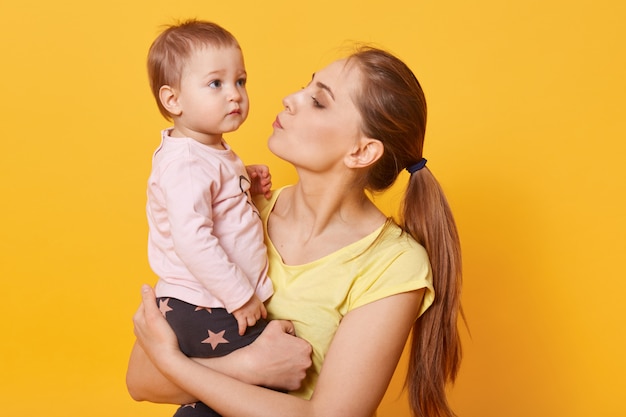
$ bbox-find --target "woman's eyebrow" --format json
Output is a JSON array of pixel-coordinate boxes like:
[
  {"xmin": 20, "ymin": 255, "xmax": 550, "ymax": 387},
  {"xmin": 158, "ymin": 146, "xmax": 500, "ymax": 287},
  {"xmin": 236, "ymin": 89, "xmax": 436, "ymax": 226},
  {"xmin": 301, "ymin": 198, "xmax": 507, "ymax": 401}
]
[{"xmin": 311, "ymin": 72, "xmax": 335, "ymax": 100}]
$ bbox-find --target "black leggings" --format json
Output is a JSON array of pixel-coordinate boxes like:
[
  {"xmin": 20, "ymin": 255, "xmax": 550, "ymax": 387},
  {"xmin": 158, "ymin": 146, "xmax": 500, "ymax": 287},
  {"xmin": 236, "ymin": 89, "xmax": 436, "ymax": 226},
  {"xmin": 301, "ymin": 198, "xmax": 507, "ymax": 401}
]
[{"xmin": 157, "ymin": 297, "xmax": 268, "ymax": 417}]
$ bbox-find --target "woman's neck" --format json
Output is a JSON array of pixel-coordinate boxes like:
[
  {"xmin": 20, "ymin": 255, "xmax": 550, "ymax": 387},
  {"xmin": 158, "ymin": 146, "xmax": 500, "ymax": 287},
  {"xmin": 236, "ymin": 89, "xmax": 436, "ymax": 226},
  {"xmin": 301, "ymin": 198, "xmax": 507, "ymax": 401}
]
[
  {"xmin": 286, "ymin": 182, "xmax": 377, "ymax": 228},
  {"xmin": 268, "ymin": 181, "xmax": 386, "ymax": 265}
]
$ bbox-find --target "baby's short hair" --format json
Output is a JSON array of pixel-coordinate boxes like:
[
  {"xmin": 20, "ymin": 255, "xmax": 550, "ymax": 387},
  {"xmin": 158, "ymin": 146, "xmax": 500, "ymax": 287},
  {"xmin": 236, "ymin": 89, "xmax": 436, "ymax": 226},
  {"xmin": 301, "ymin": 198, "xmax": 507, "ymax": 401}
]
[{"xmin": 147, "ymin": 19, "xmax": 240, "ymax": 120}]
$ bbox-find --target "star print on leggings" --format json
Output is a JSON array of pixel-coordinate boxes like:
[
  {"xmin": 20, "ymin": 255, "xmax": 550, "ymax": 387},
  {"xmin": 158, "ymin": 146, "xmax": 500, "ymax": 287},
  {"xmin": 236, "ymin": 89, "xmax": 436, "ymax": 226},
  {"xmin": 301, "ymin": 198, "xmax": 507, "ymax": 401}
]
[
  {"xmin": 159, "ymin": 298, "xmax": 173, "ymax": 317},
  {"xmin": 201, "ymin": 329, "xmax": 229, "ymax": 349},
  {"xmin": 181, "ymin": 402, "xmax": 197, "ymax": 409}
]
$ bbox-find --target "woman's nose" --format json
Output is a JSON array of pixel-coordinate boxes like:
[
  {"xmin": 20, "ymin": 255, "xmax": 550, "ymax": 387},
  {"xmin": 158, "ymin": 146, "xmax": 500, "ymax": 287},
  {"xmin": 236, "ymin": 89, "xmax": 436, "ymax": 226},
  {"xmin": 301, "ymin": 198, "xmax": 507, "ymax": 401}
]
[{"xmin": 282, "ymin": 91, "xmax": 298, "ymax": 112}]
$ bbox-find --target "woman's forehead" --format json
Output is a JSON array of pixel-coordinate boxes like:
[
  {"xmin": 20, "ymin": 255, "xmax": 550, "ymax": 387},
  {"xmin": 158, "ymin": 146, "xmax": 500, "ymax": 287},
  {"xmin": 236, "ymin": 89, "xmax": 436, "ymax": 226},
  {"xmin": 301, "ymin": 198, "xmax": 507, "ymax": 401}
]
[
  {"xmin": 315, "ymin": 59, "xmax": 353, "ymax": 79},
  {"xmin": 314, "ymin": 59, "xmax": 361, "ymax": 97}
]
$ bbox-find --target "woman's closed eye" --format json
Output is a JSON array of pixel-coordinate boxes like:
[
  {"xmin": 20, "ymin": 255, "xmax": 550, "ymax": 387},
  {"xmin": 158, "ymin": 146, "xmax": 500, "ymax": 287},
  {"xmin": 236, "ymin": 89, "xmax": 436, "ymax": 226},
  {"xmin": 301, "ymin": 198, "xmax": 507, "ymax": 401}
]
[{"xmin": 311, "ymin": 96, "xmax": 324, "ymax": 108}]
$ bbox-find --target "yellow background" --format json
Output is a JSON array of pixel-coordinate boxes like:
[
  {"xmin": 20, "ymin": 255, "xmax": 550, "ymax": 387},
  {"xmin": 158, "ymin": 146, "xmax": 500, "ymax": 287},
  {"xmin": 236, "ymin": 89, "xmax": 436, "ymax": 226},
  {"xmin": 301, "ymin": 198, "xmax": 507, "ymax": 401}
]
[{"xmin": 1, "ymin": 1, "xmax": 625, "ymax": 416}]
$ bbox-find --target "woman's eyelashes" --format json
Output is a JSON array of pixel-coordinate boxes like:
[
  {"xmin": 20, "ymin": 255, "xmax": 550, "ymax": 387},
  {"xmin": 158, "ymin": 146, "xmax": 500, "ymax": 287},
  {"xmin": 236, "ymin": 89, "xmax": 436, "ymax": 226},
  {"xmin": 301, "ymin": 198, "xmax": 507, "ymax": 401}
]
[
  {"xmin": 301, "ymin": 83, "xmax": 325, "ymax": 108},
  {"xmin": 311, "ymin": 96, "xmax": 324, "ymax": 108}
]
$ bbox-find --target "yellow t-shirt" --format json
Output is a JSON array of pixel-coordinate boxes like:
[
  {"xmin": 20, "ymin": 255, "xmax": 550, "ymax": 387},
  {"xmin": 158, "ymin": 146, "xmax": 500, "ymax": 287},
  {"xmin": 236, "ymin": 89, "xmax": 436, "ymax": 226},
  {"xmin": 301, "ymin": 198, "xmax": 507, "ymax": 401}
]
[{"xmin": 256, "ymin": 187, "xmax": 435, "ymax": 399}]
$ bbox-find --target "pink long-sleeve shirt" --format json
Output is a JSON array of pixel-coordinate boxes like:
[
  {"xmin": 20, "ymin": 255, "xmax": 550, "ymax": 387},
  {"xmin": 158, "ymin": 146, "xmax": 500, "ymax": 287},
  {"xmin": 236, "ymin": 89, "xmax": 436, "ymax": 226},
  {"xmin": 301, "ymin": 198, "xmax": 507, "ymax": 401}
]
[{"xmin": 147, "ymin": 129, "xmax": 273, "ymax": 312}]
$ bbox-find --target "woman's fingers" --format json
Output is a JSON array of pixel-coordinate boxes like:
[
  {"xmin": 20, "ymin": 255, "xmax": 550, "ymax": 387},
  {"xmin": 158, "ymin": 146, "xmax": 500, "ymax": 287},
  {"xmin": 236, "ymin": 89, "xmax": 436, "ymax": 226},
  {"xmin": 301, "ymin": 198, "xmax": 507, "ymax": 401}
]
[
  {"xmin": 275, "ymin": 319, "xmax": 296, "ymax": 336},
  {"xmin": 132, "ymin": 285, "xmax": 179, "ymax": 359},
  {"xmin": 241, "ymin": 320, "xmax": 311, "ymax": 390}
]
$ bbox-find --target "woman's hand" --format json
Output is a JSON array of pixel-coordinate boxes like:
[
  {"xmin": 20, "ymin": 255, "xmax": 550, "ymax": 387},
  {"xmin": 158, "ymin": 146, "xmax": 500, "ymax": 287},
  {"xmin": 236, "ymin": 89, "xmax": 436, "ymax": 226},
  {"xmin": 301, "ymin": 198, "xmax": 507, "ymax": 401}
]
[
  {"xmin": 234, "ymin": 320, "xmax": 312, "ymax": 391},
  {"xmin": 132, "ymin": 285, "xmax": 182, "ymax": 366}
]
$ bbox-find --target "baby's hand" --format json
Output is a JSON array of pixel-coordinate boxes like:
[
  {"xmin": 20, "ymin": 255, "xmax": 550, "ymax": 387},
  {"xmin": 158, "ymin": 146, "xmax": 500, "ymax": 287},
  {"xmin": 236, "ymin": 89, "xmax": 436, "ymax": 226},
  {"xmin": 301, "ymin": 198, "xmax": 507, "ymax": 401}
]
[
  {"xmin": 246, "ymin": 164, "xmax": 272, "ymax": 199},
  {"xmin": 232, "ymin": 295, "xmax": 268, "ymax": 336}
]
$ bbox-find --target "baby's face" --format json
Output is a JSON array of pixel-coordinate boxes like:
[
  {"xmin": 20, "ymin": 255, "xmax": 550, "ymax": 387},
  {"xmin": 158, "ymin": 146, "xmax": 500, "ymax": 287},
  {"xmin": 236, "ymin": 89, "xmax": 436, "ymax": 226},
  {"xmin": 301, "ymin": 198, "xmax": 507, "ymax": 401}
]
[{"xmin": 174, "ymin": 45, "xmax": 249, "ymax": 144}]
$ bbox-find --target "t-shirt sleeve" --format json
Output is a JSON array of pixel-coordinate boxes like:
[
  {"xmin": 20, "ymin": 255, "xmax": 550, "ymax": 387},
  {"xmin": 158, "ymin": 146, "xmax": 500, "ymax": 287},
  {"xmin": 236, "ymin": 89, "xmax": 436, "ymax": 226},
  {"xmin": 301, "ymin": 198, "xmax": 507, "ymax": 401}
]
[{"xmin": 348, "ymin": 238, "xmax": 435, "ymax": 318}]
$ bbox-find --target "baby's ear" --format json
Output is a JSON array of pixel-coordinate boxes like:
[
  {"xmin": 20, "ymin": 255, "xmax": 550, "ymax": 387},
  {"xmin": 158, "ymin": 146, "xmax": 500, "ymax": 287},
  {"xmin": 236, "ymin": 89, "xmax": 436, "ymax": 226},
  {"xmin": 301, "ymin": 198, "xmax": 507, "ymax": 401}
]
[
  {"xmin": 344, "ymin": 137, "xmax": 384, "ymax": 169},
  {"xmin": 159, "ymin": 85, "xmax": 181, "ymax": 116}
]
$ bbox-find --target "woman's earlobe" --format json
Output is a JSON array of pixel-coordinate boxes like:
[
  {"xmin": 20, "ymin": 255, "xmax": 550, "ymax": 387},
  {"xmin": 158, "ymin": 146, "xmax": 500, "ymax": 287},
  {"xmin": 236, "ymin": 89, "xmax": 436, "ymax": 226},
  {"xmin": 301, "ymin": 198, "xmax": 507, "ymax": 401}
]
[
  {"xmin": 345, "ymin": 138, "xmax": 384, "ymax": 168},
  {"xmin": 159, "ymin": 85, "xmax": 182, "ymax": 116}
]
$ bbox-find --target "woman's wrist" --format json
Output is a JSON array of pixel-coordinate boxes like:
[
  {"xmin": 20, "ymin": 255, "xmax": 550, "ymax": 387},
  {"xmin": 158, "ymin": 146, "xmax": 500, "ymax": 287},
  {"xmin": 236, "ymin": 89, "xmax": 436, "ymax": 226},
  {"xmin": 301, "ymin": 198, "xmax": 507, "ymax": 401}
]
[{"xmin": 191, "ymin": 346, "xmax": 260, "ymax": 386}]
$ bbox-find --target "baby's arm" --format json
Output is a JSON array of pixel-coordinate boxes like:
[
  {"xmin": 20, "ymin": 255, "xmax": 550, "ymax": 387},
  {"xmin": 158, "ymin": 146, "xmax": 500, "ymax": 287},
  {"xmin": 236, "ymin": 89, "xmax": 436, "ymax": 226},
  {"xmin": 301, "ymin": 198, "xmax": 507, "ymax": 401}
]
[{"xmin": 159, "ymin": 157, "xmax": 259, "ymax": 313}]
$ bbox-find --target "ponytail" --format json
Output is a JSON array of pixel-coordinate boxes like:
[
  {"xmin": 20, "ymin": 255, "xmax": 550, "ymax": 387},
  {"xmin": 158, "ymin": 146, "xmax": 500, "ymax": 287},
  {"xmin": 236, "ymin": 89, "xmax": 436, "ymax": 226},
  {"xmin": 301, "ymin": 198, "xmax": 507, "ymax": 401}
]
[
  {"xmin": 401, "ymin": 167, "xmax": 463, "ymax": 417},
  {"xmin": 347, "ymin": 46, "xmax": 463, "ymax": 417}
]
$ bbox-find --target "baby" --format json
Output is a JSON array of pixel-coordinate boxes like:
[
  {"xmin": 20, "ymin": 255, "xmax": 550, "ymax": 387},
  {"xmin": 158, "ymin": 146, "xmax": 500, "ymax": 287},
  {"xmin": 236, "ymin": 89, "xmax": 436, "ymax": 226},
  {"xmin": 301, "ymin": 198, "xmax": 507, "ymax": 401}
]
[{"xmin": 144, "ymin": 19, "xmax": 273, "ymax": 417}]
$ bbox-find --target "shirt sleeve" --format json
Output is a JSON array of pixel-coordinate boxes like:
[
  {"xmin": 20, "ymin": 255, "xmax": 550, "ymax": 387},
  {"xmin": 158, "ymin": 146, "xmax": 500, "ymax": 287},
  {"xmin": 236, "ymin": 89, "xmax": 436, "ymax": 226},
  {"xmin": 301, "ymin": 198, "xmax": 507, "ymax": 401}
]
[{"xmin": 348, "ymin": 236, "xmax": 435, "ymax": 318}]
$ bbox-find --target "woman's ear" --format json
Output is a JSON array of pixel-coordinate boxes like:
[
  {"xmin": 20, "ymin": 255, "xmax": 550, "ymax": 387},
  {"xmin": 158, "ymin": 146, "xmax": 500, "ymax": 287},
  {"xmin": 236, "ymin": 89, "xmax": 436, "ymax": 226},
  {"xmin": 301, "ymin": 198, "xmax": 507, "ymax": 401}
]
[
  {"xmin": 344, "ymin": 137, "xmax": 384, "ymax": 169},
  {"xmin": 159, "ymin": 85, "xmax": 182, "ymax": 116}
]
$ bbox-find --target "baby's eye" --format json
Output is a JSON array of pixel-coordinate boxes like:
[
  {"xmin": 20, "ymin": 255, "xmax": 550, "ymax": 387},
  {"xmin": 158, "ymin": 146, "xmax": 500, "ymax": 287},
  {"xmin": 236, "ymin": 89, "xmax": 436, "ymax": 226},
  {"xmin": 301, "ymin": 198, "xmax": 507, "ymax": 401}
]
[
  {"xmin": 237, "ymin": 78, "xmax": 247, "ymax": 87},
  {"xmin": 209, "ymin": 80, "xmax": 222, "ymax": 88}
]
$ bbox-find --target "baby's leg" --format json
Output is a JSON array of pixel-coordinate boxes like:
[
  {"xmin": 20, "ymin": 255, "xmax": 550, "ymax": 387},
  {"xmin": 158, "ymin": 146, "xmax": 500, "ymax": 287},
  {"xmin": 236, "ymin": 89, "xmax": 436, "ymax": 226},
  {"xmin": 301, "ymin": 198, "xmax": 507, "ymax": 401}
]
[
  {"xmin": 173, "ymin": 401, "xmax": 221, "ymax": 417},
  {"xmin": 158, "ymin": 297, "xmax": 265, "ymax": 357},
  {"xmin": 157, "ymin": 297, "xmax": 268, "ymax": 417}
]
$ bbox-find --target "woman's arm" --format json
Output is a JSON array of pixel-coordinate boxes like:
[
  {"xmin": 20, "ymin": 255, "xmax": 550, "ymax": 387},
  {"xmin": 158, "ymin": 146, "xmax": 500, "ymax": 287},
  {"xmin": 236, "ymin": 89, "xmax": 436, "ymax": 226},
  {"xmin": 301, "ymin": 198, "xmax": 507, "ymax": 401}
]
[
  {"xmin": 126, "ymin": 318, "xmax": 312, "ymax": 403},
  {"xmin": 133, "ymin": 284, "xmax": 423, "ymax": 417},
  {"xmin": 303, "ymin": 288, "xmax": 423, "ymax": 417},
  {"xmin": 127, "ymin": 341, "xmax": 195, "ymax": 404}
]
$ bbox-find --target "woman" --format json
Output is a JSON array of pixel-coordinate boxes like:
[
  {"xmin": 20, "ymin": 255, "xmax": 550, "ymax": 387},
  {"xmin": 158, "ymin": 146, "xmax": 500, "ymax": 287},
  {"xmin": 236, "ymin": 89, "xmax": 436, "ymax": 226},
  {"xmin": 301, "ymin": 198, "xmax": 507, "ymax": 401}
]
[{"xmin": 128, "ymin": 46, "xmax": 463, "ymax": 417}]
